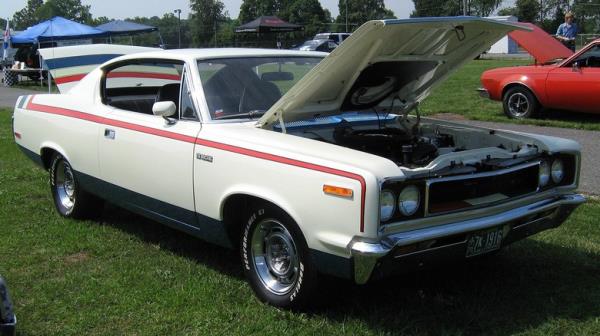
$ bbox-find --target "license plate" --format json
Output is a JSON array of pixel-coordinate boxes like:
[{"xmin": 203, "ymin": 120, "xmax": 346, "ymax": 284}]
[{"xmin": 466, "ymin": 227, "xmax": 504, "ymax": 257}]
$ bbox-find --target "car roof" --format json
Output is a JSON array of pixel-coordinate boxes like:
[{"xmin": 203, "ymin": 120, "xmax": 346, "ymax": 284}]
[{"xmin": 108, "ymin": 48, "xmax": 327, "ymax": 64}]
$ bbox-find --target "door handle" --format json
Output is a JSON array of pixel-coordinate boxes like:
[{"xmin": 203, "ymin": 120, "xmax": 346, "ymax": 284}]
[{"xmin": 104, "ymin": 128, "xmax": 116, "ymax": 139}]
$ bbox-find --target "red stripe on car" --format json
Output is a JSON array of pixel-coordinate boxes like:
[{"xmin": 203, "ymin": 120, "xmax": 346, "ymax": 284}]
[
  {"xmin": 26, "ymin": 96, "xmax": 367, "ymax": 232},
  {"xmin": 55, "ymin": 72, "xmax": 181, "ymax": 84}
]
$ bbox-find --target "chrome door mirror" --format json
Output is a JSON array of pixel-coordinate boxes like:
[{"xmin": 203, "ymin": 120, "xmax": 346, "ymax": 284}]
[
  {"xmin": 152, "ymin": 101, "xmax": 176, "ymax": 117},
  {"xmin": 152, "ymin": 101, "xmax": 177, "ymax": 124}
]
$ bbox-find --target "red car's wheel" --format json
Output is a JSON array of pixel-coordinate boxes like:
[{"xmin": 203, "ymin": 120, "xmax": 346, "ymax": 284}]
[{"xmin": 503, "ymin": 86, "xmax": 540, "ymax": 119}]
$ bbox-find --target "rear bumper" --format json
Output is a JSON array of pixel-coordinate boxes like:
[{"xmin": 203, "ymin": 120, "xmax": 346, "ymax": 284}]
[{"xmin": 349, "ymin": 193, "xmax": 585, "ymax": 284}]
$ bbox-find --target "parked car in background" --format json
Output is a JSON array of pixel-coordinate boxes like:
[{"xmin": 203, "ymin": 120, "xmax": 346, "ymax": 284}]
[
  {"xmin": 313, "ymin": 32, "xmax": 351, "ymax": 44},
  {"xmin": 479, "ymin": 22, "xmax": 600, "ymax": 118},
  {"xmin": 14, "ymin": 18, "xmax": 585, "ymax": 308},
  {"xmin": 293, "ymin": 39, "xmax": 338, "ymax": 52}
]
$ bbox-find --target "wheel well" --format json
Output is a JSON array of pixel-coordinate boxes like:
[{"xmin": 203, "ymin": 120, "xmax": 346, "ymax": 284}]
[
  {"xmin": 502, "ymin": 83, "xmax": 538, "ymax": 102},
  {"xmin": 40, "ymin": 148, "xmax": 58, "ymax": 170},
  {"xmin": 221, "ymin": 194, "xmax": 287, "ymax": 249}
]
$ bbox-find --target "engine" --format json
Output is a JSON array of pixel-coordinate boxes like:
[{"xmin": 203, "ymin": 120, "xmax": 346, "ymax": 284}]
[{"xmin": 332, "ymin": 124, "xmax": 455, "ymax": 167}]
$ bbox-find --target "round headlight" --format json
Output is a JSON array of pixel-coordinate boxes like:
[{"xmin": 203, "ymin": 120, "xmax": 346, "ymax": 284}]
[
  {"xmin": 398, "ymin": 185, "xmax": 421, "ymax": 216},
  {"xmin": 380, "ymin": 190, "xmax": 396, "ymax": 222},
  {"xmin": 551, "ymin": 159, "xmax": 564, "ymax": 184},
  {"xmin": 539, "ymin": 160, "xmax": 550, "ymax": 187}
]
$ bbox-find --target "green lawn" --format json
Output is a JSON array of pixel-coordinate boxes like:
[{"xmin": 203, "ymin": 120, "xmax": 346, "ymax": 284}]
[
  {"xmin": 1, "ymin": 104, "xmax": 599, "ymax": 335},
  {"xmin": 421, "ymin": 59, "xmax": 600, "ymax": 131}
]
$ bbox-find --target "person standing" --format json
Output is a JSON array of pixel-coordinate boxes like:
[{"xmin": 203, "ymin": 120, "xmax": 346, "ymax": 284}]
[{"xmin": 556, "ymin": 12, "xmax": 578, "ymax": 52}]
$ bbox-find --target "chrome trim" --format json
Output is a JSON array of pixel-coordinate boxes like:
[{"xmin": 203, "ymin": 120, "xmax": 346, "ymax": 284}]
[
  {"xmin": 477, "ymin": 88, "xmax": 489, "ymax": 98},
  {"xmin": 350, "ymin": 193, "xmax": 585, "ymax": 284},
  {"xmin": 424, "ymin": 160, "xmax": 540, "ymax": 216}
]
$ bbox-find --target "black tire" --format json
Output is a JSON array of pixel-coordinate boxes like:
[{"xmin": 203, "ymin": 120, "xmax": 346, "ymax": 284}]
[
  {"xmin": 241, "ymin": 204, "xmax": 318, "ymax": 308},
  {"xmin": 502, "ymin": 86, "xmax": 540, "ymax": 119},
  {"xmin": 49, "ymin": 153, "xmax": 102, "ymax": 219}
]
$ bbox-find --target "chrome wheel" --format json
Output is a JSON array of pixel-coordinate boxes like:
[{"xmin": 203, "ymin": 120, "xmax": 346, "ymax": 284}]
[
  {"xmin": 507, "ymin": 92, "xmax": 530, "ymax": 118},
  {"xmin": 250, "ymin": 219, "xmax": 299, "ymax": 295},
  {"xmin": 54, "ymin": 159, "xmax": 75, "ymax": 211}
]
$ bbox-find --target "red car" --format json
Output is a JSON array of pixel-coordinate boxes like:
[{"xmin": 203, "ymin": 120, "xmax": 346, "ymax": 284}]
[{"xmin": 479, "ymin": 23, "xmax": 600, "ymax": 119}]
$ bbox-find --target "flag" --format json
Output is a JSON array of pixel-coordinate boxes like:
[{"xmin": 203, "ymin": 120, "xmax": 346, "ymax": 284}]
[{"xmin": 3, "ymin": 19, "xmax": 10, "ymax": 61}]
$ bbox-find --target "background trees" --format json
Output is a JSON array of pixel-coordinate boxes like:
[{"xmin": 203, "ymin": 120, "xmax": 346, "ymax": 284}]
[{"xmin": 336, "ymin": 0, "xmax": 395, "ymax": 31}]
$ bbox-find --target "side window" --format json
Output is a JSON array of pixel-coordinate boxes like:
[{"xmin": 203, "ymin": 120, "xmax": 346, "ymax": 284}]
[
  {"xmin": 103, "ymin": 60, "xmax": 183, "ymax": 115},
  {"xmin": 572, "ymin": 45, "xmax": 600, "ymax": 68},
  {"xmin": 180, "ymin": 71, "xmax": 198, "ymax": 120}
]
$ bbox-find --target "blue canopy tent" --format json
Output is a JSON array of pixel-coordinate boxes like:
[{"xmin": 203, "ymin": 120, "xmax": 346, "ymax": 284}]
[
  {"xmin": 96, "ymin": 20, "xmax": 163, "ymax": 46},
  {"xmin": 96, "ymin": 20, "xmax": 157, "ymax": 35},
  {"xmin": 10, "ymin": 17, "xmax": 108, "ymax": 91},
  {"xmin": 10, "ymin": 16, "xmax": 108, "ymax": 45}
]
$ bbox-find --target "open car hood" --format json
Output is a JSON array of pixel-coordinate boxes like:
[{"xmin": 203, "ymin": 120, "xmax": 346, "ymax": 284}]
[
  {"xmin": 508, "ymin": 22, "xmax": 573, "ymax": 64},
  {"xmin": 257, "ymin": 17, "xmax": 528, "ymax": 128}
]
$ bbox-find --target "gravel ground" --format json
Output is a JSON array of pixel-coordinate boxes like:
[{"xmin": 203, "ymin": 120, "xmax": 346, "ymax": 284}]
[{"xmin": 1, "ymin": 86, "xmax": 597, "ymax": 195}]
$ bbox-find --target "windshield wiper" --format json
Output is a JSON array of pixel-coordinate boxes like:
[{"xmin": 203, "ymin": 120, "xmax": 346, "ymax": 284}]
[{"xmin": 213, "ymin": 110, "xmax": 266, "ymax": 120}]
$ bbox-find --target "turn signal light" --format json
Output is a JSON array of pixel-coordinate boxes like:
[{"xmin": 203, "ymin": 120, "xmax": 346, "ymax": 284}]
[{"xmin": 323, "ymin": 185, "xmax": 354, "ymax": 198}]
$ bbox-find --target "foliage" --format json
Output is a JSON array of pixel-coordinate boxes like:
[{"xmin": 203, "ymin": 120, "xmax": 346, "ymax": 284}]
[
  {"xmin": 572, "ymin": 0, "xmax": 600, "ymax": 33},
  {"xmin": 36, "ymin": 0, "xmax": 92, "ymax": 23},
  {"xmin": 126, "ymin": 14, "xmax": 191, "ymax": 48},
  {"xmin": 515, "ymin": 0, "xmax": 541, "ymax": 23},
  {"xmin": 190, "ymin": 0, "xmax": 228, "ymax": 47},
  {"xmin": 11, "ymin": 0, "xmax": 43, "ymax": 30},
  {"xmin": 411, "ymin": 0, "xmax": 502, "ymax": 17},
  {"xmin": 238, "ymin": 0, "xmax": 282, "ymax": 24},
  {"xmin": 287, "ymin": 0, "xmax": 331, "ymax": 36},
  {"xmin": 11, "ymin": 0, "xmax": 93, "ymax": 29},
  {"xmin": 336, "ymin": 0, "xmax": 395, "ymax": 31}
]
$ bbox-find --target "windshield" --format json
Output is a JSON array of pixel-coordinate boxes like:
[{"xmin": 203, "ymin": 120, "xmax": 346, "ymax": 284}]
[{"xmin": 197, "ymin": 56, "xmax": 322, "ymax": 120}]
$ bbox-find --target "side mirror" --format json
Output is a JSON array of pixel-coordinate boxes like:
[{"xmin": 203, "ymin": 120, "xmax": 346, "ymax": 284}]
[
  {"xmin": 572, "ymin": 61, "xmax": 581, "ymax": 72},
  {"xmin": 152, "ymin": 101, "xmax": 177, "ymax": 125},
  {"xmin": 152, "ymin": 101, "xmax": 176, "ymax": 117}
]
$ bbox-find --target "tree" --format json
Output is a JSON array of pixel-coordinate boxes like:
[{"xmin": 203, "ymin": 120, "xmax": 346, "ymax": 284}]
[
  {"xmin": 12, "ymin": 0, "xmax": 43, "ymax": 30},
  {"xmin": 287, "ymin": 0, "xmax": 331, "ymax": 36},
  {"xmin": 497, "ymin": 7, "xmax": 518, "ymax": 16},
  {"xmin": 337, "ymin": 0, "xmax": 395, "ymax": 30},
  {"xmin": 36, "ymin": 0, "xmax": 93, "ymax": 23},
  {"xmin": 127, "ymin": 14, "xmax": 191, "ymax": 48},
  {"xmin": 469, "ymin": 0, "xmax": 504, "ymax": 16},
  {"xmin": 411, "ymin": 0, "xmax": 502, "ymax": 17},
  {"xmin": 190, "ymin": 0, "xmax": 228, "ymax": 47},
  {"xmin": 516, "ymin": 0, "xmax": 541, "ymax": 23},
  {"xmin": 238, "ymin": 0, "xmax": 281, "ymax": 24}
]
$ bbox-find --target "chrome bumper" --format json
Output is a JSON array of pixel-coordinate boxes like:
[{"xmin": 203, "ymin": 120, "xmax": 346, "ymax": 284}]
[
  {"xmin": 477, "ymin": 88, "xmax": 490, "ymax": 98},
  {"xmin": 349, "ymin": 193, "xmax": 586, "ymax": 284}
]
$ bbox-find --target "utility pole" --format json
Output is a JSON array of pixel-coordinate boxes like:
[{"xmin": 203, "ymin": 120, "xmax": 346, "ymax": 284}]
[
  {"xmin": 174, "ymin": 9, "xmax": 181, "ymax": 48},
  {"xmin": 345, "ymin": 0, "xmax": 348, "ymax": 32},
  {"xmin": 463, "ymin": 0, "xmax": 468, "ymax": 16}
]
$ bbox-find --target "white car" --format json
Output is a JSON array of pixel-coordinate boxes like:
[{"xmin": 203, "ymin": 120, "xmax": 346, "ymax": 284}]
[{"xmin": 13, "ymin": 18, "xmax": 585, "ymax": 308}]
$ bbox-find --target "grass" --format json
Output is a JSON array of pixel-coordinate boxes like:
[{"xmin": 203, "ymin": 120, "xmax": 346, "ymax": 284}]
[
  {"xmin": 420, "ymin": 59, "xmax": 600, "ymax": 131},
  {"xmin": 1, "ymin": 102, "xmax": 600, "ymax": 335}
]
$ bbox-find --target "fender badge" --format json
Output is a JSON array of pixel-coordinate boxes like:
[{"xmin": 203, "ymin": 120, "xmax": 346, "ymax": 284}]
[{"xmin": 196, "ymin": 153, "xmax": 213, "ymax": 163}]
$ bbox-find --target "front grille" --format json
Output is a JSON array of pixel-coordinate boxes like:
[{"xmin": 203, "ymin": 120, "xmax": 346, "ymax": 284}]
[{"xmin": 426, "ymin": 162, "xmax": 539, "ymax": 214}]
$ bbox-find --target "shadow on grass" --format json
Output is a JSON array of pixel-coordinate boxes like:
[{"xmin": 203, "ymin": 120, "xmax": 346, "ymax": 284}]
[
  {"xmin": 94, "ymin": 204, "xmax": 599, "ymax": 335},
  {"xmin": 98, "ymin": 203, "xmax": 244, "ymax": 280},
  {"xmin": 313, "ymin": 240, "xmax": 600, "ymax": 335},
  {"xmin": 540, "ymin": 108, "xmax": 600, "ymax": 126}
]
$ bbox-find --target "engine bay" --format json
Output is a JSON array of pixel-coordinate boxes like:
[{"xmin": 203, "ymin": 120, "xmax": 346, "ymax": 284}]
[{"xmin": 285, "ymin": 113, "xmax": 537, "ymax": 170}]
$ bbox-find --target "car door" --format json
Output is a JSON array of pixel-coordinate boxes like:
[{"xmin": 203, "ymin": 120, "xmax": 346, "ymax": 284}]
[
  {"xmin": 546, "ymin": 44, "xmax": 600, "ymax": 113},
  {"xmin": 97, "ymin": 59, "xmax": 202, "ymax": 226}
]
